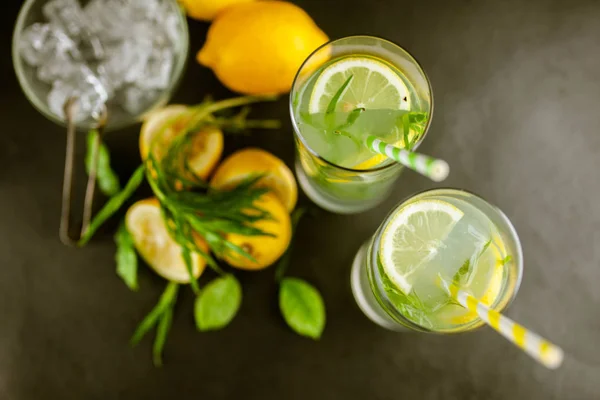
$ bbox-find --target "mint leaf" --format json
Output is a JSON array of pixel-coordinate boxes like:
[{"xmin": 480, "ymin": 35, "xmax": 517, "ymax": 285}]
[
  {"xmin": 195, "ymin": 274, "xmax": 242, "ymax": 331},
  {"xmin": 85, "ymin": 130, "xmax": 121, "ymax": 196},
  {"xmin": 279, "ymin": 277, "xmax": 325, "ymax": 340},
  {"xmin": 114, "ymin": 221, "xmax": 138, "ymax": 291}
]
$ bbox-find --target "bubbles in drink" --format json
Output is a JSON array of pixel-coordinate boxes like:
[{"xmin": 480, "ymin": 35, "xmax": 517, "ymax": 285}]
[{"xmin": 18, "ymin": 0, "xmax": 182, "ymax": 124}]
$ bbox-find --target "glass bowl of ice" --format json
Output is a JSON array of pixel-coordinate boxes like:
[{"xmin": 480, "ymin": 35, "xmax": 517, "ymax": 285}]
[{"xmin": 13, "ymin": 0, "xmax": 189, "ymax": 130}]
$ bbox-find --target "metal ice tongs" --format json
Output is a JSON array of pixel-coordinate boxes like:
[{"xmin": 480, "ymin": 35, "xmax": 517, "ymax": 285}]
[{"xmin": 59, "ymin": 97, "xmax": 108, "ymax": 246}]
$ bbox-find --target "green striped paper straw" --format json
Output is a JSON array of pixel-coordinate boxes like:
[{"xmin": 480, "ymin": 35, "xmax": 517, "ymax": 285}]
[{"xmin": 365, "ymin": 135, "xmax": 449, "ymax": 182}]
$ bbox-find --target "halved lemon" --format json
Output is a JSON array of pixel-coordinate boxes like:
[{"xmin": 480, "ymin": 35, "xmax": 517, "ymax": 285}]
[
  {"xmin": 139, "ymin": 105, "xmax": 224, "ymax": 181},
  {"xmin": 221, "ymin": 193, "xmax": 292, "ymax": 270},
  {"xmin": 308, "ymin": 56, "xmax": 410, "ymax": 114},
  {"xmin": 125, "ymin": 198, "xmax": 208, "ymax": 283},
  {"xmin": 379, "ymin": 200, "xmax": 464, "ymax": 294},
  {"xmin": 210, "ymin": 148, "xmax": 297, "ymax": 211}
]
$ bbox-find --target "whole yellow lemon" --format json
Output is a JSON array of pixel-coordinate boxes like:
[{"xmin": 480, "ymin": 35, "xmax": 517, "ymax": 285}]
[
  {"xmin": 197, "ymin": 1, "xmax": 329, "ymax": 95},
  {"xmin": 179, "ymin": 0, "xmax": 256, "ymax": 21}
]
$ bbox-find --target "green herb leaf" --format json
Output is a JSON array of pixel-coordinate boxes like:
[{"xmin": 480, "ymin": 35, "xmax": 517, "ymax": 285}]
[
  {"xmin": 453, "ymin": 259, "xmax": 470, "ymax": 285},
  {"xmin": 275, "ymin": 207, "xmax": 307, "ymax": 282},
  {"xmin": 279, "ymin": 277, "xmax": 325, "ymax": 340},
  {"xmin": 153, "ymin": 306, "xmax": 173, "ymax": 367},
  {"xmin": 78, "ymin": 164, "xmax": 146, "ymax": 246},
  {"xmin": 334, "ymin": 107, "xmax": 364, "ymax": 132},
  {"xmin": 181, "ymin": 245, "xmax": 200, "ymax": 295},
  {"xmin": 499, "ymin": 255, "xmax": 513, "ymax": 266},
  {"xmin": 143, "ymin": 96, "xmax": 281, "ymax": 273},
  {"xmin": 194, "ymin": 274, "xmax": 242, "ymax": 331},
  {"xmin": 114, "ymin": 221, "xmax": 138, "ymax": 291},
  {"xmin": 326, "ymin": 75, "xmax": 354, "ymax": 115},
  {"xmin": 130, "ymin": 282, "xmax": 179, "ymax": 346},
  {"xmin": 452, "ymin": 239, "xmax": 492, "ymax": 285},
  {"xmin": 401, "ymin": 113, "xmax": 411, "ymax": 149},
  {"xmin": 85, "ymin": 130, "xmax": 121, "ymax": 196}
]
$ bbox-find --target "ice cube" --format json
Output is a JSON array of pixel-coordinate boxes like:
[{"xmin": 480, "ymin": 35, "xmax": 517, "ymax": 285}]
[
  {"xmin": 84, "ymin": 0, "xmax": 130, "ymax": 41},
  {"xmin": 163, "ymin": 13, "xmax": 181, "ymax": 46},
  {"xmin": 48, "ymin": 66, "xmax": 108, "ymax": 123},
  {"xmin": 137, "ymin": 48, "xmax": 174, "ymax": 90},
  {"xmin": 37, "ymin": 55, "xmax": 81, "ymax": 83},
  {"xmin": 101, "ymin": 39, "xmax": 152, "ymax": 88},
  {"xmin": 119, "ymin": 85, "xmax": 158, "ymax": 115},
  {"xmin": 19, "ymin": 23, "xmax": 78, "ymax": 66},
  {"xmin": 43, "ymin": 0, "xmax": 88, "ymax": 37},
  {"xmin": 124, "ymin": 0, "xmax": 162, "ymax": 21}
]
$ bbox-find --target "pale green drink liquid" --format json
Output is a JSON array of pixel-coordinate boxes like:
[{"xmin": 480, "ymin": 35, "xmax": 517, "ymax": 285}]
[
  {"xmin": 376, "ymin": 195, "xmax": 513, "ymax": 331},
  {"xmin": 293, "ymin": 55, "xmax": 429, "ymax": 169}
]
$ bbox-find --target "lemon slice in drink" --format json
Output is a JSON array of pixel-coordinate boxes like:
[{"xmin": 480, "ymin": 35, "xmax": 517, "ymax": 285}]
[
  {"xmin": 308, "ymin": 56, "xmax": 410, "ymax": 113},
  {"xmin": 379, "ymin": 200, "xmax": 464, "ymax": 294}
]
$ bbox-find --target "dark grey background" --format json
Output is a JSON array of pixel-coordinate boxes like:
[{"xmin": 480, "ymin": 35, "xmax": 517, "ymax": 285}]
[{"xmin": 2, "ymin": 0, "xmax": 599, "ymax": 399}]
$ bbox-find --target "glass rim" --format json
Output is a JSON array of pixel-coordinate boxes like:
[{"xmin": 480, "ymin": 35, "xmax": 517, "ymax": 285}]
[
  {"xmin": 289, "ymin": 34, "xmax": 435, "ymax": 174},
  {"xmin": 369, "ymin": 187, "xmax": 524, "ymax": 334},
  {"xmin": 12, "ymin": 0, "xmax": 190, "ymax": 132}
]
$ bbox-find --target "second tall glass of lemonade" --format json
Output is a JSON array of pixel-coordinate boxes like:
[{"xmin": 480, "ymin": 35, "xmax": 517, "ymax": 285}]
[
  {"xmin": 351, "ymin": 189, "xmax": 523, "ymax": 332},
  {"xmin": 290, "ymin": 36, "xmax": 433, "ymax": 214}
]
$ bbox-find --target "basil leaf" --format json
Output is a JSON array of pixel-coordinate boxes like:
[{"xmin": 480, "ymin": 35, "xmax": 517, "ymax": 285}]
[
  {"xmin": 85, "ymin": 130, "xmax": 121, "ymax": 196},
  {"xmin": 114, "ymin": 221, "xmax": 138, "ymax": 291},
  {"xmin": 130, "ymin": 282, "xmax": 179, "ymax": 346},
  {"xmin": 279, "ymin": 277, "xmax": 325, "ymax": 340},
  {"xmin": 78, "ymin": 164, "xmax": 145, "ymax": 246},
  {"xmin": 153, "ymin": 306, "xmax": 173, "ymax": 367},
  {"xmin": 275, "ymin": 207, "xmax": 307, "ymax": 282},
  {"xmin": 194, "ymin": 274, "xmax": 242, "ymax": 331}
]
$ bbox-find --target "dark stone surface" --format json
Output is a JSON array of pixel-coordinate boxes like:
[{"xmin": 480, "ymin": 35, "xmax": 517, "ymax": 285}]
[{"xmin": 2, "ymin": 0, "xmax": 599, "ymax": 399}]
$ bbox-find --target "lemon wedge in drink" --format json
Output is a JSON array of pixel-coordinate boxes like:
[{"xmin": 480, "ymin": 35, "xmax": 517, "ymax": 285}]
[
  {"xmin": 308, "ymin": 56, "xmax": 410, "ymax": 113},
  {"xmin": 379, "ymin": 200, "xmax": 464, "ymax": 294}
]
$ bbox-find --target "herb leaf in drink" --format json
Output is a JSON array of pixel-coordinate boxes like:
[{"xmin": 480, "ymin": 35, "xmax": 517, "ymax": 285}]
[
  {"xmin": 326, "ymin": 75, "xmax": 354, "ymax": 115},
  {"xmin": 498, "ymin": 255, "xmax": 513, "ymax": 266}
]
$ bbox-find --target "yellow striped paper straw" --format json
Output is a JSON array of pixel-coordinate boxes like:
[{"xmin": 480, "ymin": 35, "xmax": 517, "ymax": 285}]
[
  {"xmin": 438, "ymin": 277, "xmax": 564, "ymax": 369},
  {"xmin": 365, "ymin": 135, "xmax": 449, "ymax": 182}
]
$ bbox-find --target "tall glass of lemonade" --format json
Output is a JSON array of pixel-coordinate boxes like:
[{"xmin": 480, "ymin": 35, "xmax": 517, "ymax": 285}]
[
  {"xmin": 351, "ymin": 188, "xmax": 523, "ymax": 332},
  {"xmin": 290, "ymin": 36, "xmax": 433, "ymax": 214}
]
